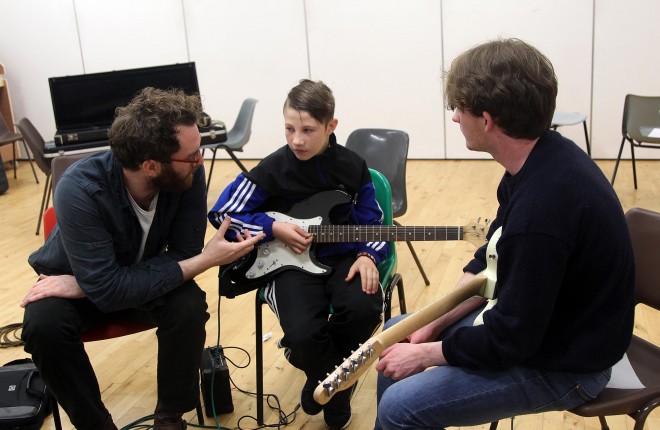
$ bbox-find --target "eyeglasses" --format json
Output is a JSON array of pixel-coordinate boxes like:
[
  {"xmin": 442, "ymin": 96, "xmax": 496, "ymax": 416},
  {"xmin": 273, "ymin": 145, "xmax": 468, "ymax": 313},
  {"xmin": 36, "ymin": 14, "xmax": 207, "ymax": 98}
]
[{"xmin": 170, "ymin": 150, "xmax": 202, "ymax": 167}]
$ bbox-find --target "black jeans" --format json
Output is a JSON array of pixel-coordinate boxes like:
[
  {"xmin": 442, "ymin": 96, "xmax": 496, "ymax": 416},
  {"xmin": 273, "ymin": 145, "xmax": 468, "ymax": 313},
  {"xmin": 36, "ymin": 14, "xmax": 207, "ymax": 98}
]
[
  {"xmin": 263, "ymin": 252, "xmax": 384, "ymax": 385},
  {"xmin": 22, "ymin": 280, "xmax": 209, "ymax": 430}
]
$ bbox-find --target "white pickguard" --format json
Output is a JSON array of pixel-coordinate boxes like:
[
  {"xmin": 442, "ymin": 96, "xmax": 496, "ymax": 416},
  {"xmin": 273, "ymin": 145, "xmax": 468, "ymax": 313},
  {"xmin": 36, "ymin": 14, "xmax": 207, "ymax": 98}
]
[
  {"xmin": 243, "ymin": 212, "xmax": 327, "ymax": 280},
  {"xmin": 473, "ymin": 226, "xmax": 501, "ymax": 325}
]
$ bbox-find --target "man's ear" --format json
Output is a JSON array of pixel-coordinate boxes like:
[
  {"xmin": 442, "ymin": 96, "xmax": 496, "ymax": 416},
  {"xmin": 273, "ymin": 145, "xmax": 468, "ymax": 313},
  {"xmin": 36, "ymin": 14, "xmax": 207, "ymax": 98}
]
[
  {"xmin": 482, "ymin": 112, "xmax": 494, "ymax": 131},
  {"xmin": 141, "ymin": 159, "xmax": 161, "ymax": 177}
]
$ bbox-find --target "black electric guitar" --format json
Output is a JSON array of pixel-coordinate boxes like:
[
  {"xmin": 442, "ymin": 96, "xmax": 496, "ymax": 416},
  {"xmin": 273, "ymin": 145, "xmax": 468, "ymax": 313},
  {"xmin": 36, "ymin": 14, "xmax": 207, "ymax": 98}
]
[
  {"xmin": 222, "ymin": 190, "xmax": 489, "ymax": 288},
  {"xmin": 312, "ymin": 227, "xmax": 502, "ymax": 405}
]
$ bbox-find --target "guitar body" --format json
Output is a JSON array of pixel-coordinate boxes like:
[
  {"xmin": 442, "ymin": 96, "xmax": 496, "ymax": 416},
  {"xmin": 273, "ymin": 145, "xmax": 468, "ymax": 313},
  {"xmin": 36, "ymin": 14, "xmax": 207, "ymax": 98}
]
[{"xmin": 225, "ymin": 191, "xmax": 353, "ymax": 287}]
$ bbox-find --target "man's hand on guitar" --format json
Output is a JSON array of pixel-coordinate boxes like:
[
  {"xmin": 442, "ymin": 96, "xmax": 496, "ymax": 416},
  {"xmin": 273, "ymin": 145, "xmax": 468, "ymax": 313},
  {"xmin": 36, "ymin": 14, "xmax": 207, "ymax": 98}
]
[
  {"xmin": 375, "ymin": 342, "xmax": 446, "ymax": 381},
  {"xmin": 346, "ymin": 255, "xmax": 380, "ymax": 294},
  {"xmin": 272, "ymin": 221, "xmax": 313, "ymax": 254}
]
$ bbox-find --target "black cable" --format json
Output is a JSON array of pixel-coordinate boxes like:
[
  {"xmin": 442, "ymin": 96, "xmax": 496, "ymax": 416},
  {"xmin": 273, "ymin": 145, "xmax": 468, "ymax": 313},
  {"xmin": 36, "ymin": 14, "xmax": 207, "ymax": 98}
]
[
  {"xmin": 119, "ymin": 294, "xmax": 301, "ymax": 430},
  {"xmin": 0, "ymin": 322, "xmax": 24, "ymax": 348},
  {"xmin": 209, "ymin": 296, "xmax": 300, "ymax": 430},
  {"xmin": 223, "ymin": 346, "xmax": 299, "ymax": 430}
]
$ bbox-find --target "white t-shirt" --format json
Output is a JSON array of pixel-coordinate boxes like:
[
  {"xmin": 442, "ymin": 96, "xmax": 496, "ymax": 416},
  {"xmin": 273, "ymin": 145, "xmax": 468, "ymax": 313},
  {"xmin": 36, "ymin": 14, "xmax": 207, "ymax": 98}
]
[{"xmin": 126, "ymin": 190, "xmax": 159, "ymax": 263}]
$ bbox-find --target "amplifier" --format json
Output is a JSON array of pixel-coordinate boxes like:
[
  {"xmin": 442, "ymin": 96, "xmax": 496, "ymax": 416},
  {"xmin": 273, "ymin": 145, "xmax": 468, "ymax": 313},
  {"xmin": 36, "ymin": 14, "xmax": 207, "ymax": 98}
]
[{"xmin": 200, "ymin": 346, "xmax": 234, "ymax": 416}]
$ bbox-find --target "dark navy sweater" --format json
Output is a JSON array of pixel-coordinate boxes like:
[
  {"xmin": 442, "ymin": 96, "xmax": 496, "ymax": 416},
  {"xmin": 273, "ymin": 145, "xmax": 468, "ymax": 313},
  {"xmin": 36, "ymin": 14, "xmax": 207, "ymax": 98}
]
[{"xmin": 443, "ymin": 130, "xmax": 635, "ymax": 373}]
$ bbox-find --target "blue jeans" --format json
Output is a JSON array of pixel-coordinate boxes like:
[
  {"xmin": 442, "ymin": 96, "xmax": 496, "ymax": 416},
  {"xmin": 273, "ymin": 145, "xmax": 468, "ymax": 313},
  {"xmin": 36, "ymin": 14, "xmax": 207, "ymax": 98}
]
[{"xmin": 374, "ymin": 309, "xmax": 611, "ymax": 430}]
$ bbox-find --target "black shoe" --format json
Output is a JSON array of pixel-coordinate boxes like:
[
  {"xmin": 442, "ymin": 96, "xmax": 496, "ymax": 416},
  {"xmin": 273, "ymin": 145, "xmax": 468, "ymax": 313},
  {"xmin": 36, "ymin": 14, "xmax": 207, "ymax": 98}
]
[
  {"xmin": 154, "ymin": 400, "xmax": 187, "ymax": 430},
  {"xmin": 323, "ymin": 387, "xmax": 353, "ymax": 429},
  {"xmin": 153, "ymin": 418, "xmax": 187, "ymax": 430},
  {"xmin": 324, "ymin": 410, "xmax": 352, "ymax": 429},
  {"xmin": 323, "ymin": 407, "xmax": 353, "ymax": 430},
  {"xmin": 300, "ymin": 377, "xmax": 324, "ymax": 415}
]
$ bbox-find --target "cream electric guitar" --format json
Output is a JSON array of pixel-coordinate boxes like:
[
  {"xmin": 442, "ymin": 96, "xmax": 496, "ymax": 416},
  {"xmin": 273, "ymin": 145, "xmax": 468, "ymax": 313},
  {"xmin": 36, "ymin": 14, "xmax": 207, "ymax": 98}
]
[
  {"xmin": 313, "ymin": 227, "xmax": 502, "ymax": 405},
  {"xmin": 223, "ymin": 190, "xmax": 489, "ymax": 288}
]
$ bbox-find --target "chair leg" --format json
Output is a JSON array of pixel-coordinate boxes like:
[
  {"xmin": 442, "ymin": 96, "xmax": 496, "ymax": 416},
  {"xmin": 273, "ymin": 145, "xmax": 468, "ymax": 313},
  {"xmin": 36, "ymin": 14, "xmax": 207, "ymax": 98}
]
[
  {"xmin": 598, "ymin": 416, "xmax": 611, "ymax": 430},
  {"xmin": 582, "ymin": 120, "xmax": 591, "ymax": 156},
  {"xmin": 405, "ymin": 240, "xmax": 430, "ymax": 285},
  {"xmin": 611, "ymin": 137, "xmax": 626, "ymax": 185},
  {"xmin": 255, "ymin": 292, "xmax": 265, "ymax": 425},
  {"xmin": 36, "ymin": 174, "xmax": 51, "ymax": 235},
  {"xmin": 11, "ymin": 141, "xmax": 17, "ymax": 178},
  {"xmin": 396, "ymin": 275, "xmax": 406, "ymax": 315},
  {"xmin": 21, "ymin": 140, "xmax": 39, "ymax": 183},
  {"xmin": 195, "ymin": 396, "xmax": 204, "ymax": 425},
  {"xmin": 393, "ymin": 220, "xmax": 430, "ymax": 285},
  {"xmin": 490, "ymin": 417, "xmax": 516, "ymax": 430},
  {"xmin": 225, "ymin": 148, "xmax": 249, "ymax": 173},
  {"xmin": 384, "ymin": 281, "xmax": 393, "ymax": 322},
  {"xmin": 384, "ymin": 273, "xmax": 406, "ymax": 322},
  {"xmin": 205, "ymin": 148, "xmax": 218, "ymax": 193},
  {"xmin": 630, "ymin": 141, "xmax": 637, "ymax": 190},
  {"xmin": 631, "ymin": 396, "xmax": 660, "ymax": 430}
]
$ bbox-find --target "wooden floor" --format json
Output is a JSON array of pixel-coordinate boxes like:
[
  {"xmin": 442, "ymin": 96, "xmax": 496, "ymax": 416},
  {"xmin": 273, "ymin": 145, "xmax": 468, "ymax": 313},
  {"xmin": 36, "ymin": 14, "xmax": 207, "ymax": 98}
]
[{"xmin": 0, "ymin": 157, "xmax": 658, "ymax": 430}]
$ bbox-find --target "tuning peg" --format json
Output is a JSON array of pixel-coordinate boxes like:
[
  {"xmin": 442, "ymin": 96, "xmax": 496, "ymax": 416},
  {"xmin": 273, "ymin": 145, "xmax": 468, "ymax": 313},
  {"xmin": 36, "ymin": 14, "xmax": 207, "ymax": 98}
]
[
  {"xmin": 323, "ymin": 381, "xmax": 334, "ymax": 396},
  {"xmin": 341, "ymin": 365, "xmax": 351, "ymax": 381}
]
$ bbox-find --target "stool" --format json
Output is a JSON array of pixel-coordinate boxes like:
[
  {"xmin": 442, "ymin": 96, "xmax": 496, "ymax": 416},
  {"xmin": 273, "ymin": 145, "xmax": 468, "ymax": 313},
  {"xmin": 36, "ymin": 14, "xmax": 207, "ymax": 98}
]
[{"xmin": 551, "ymin": 111, "xmax": 591, "ymax": 156}]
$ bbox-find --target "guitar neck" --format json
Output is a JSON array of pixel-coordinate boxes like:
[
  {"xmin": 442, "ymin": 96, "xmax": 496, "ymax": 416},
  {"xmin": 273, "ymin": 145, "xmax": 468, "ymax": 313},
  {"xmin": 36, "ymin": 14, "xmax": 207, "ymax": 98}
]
[
  {"xmin": 375, "ymin": 275, "xmax": 487, "ymax": 346},
  {"xmin": 309, "ymin": 225, "xmax": 465, "ymax": 243},
  {"xmin": 313, "ymin": 275, "xmax": 488, "ymax": 405}
]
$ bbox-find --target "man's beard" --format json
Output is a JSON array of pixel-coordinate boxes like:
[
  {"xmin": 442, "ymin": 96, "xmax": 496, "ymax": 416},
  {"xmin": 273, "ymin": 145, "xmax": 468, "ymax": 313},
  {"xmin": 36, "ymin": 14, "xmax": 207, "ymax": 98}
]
[{"xmin": 152, "ymin": 164, "xmax": 195, "ymax": 192}]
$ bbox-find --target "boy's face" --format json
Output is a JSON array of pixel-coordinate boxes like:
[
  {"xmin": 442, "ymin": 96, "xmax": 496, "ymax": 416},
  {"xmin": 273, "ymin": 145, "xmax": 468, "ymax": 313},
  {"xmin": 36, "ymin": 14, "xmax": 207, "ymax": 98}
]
[{"xmin": 284, "ymin": 107, "xmax": 337, "ymax": 161}]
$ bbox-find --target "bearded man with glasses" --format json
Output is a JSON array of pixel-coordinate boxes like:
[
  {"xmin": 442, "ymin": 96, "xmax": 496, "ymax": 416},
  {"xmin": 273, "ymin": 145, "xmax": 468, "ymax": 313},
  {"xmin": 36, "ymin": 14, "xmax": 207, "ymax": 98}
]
[{"xmin": 21, "ymin": 87, "xmax": 264, "ymax": 430}]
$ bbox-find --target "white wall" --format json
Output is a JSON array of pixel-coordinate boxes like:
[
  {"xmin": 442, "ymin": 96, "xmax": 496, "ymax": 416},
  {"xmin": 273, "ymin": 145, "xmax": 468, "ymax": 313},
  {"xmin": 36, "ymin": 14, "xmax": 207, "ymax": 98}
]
[
  {"xmin": 184, "ymin": 0, "xmax": 309, "ymax": 161},
  {"xmin": 0, "ymin": 0, "xmax": 658, "ymax": 160},
  {"xmin": 442, "ymin": 0, "xmax": 593, "ymax": 159},
  {"xmin": 306, "ymin": 0, "xmax": 445, "ymax": 158},
  {"xmin": 591, "ymin": 0, "xmax": 660, "ymax": 159}
]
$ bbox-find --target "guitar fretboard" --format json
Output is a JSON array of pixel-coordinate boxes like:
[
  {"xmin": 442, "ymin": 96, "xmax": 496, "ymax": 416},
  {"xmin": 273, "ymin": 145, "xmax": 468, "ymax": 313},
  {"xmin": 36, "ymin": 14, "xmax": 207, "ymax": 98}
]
[{"xmin": 308, "ymin": 225, "xmax": 464, "ymax": 243}]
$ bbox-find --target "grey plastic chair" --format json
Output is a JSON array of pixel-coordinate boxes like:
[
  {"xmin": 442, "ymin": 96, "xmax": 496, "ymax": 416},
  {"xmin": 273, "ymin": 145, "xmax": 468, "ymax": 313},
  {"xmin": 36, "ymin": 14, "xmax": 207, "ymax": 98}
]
[
  {"xmin": 0, "ymin": 114, "xmax": 37, "ymax": 182},
  {"xmin": 551, "ymin": 111, "xmax": 591, "ymax": 156},
  {"xmin": 346, "ymin": 128, "xmax": 430, "ymax": 285},
  {"xmin": 611, "ymin": 94, "xmax": 660, "ymax": 189},
  {"xmin": 201, "ymin": 98, "xmax": 258, "ymax": 191},
  {"xmin": 16, "ymin": 118, "xmax": 53, "ymax": 235},
  {"xmin": 51, "ymin": 153, "xmax": 92, "ymax": 192}
]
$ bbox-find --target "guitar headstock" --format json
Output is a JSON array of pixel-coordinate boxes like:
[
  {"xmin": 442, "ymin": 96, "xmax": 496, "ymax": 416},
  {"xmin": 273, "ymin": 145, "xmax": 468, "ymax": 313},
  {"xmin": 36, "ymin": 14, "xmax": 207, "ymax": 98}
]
[
  {"xmin": 313, "ymin": 340, "xmax": 385, "ymax": 405},
  {"xmin": 462, "ymin": 218, "xmax": 491, "ymax": 247}
]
